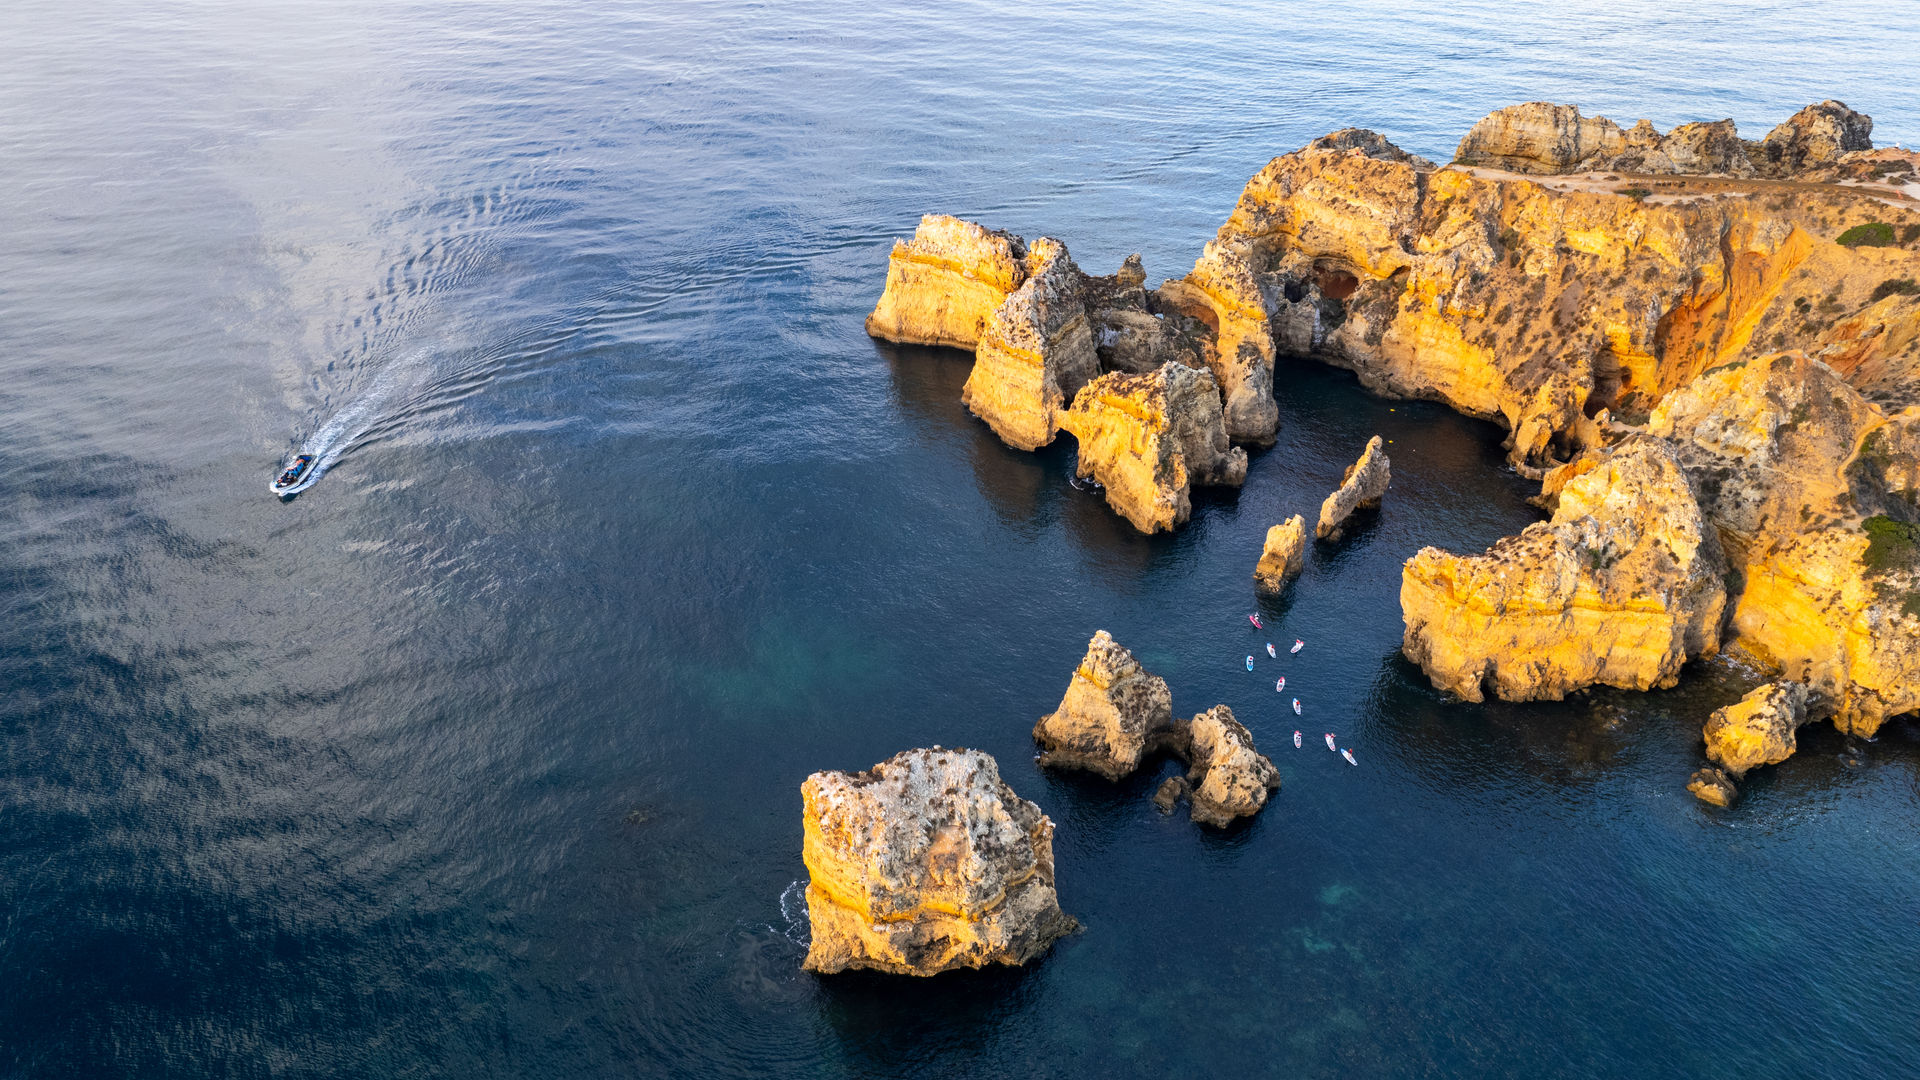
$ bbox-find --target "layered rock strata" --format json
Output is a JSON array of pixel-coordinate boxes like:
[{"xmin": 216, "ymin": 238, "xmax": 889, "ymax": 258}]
[
  {"xmin": 961, "ymin": 237, "xmax": 1100, "ymax": 450},
  {"xmin": 1180, "ymin": 706, "xmax": 1282, "ymax": 828},
  {"xmin": 1703, "ymin": 681, "xmax": 1811, "ymax": 777},
  {"xmin": 1032, "ymin": 630, "xmax": 1175, "ymax": 780},
  {"xmin": 1177, "ymin": 105, "xmax": 1920, "ymax": 471},
  {"xmin": 866, "ymin": 215, "xmax": 1031, "ymax": 349},
  {"xmin": 1317, "ymin": 435, "xmax": 1390, "ymax": 541},
  {"xmin": 1060, "ymin": 362, "xmax": 1248, "ymax": 534},
  {"xmin": 801, "ymin": 748, "xmax": 1078, "ymax": 976},
  {"xmin": 1253, "ymin": 514, "xmax": 1308, "ymax": 594},
  {"xmin": 1650, "ymin": 352, "xmax": 1920, "ymax": 735},
  {"xmin": 1401, "ymin": 436, "xmax": 1728, "ymax": 701}
]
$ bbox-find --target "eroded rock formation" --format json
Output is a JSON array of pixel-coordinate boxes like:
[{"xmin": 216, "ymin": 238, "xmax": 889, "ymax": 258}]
[
  {"xmin": 1317, "ymin": 435, "xmax": 1390, "ymax": 541},
  {"xmin": 1061, "ymin": 362, "xmax": 1248, "ymax": 534},
  {"xmin": 1688, "ymin": 767, "xmax": 1739, "ymax": 808},
  {"xmin": 1174, "ymin": 104, "xmax": 1920, "ymax": 472},
  {"xmin": 961, "ymin": 237, "xmax": 1100, "ymax": 450},
  {"xmin": 866, "ymin": 215, "xmax": 1031, "ymax": 349},
  {"xmin": 1401, "ymin": 436, "xmax": 1727, "ymax": 701},
  {"xmin": 1651, "ymin": 353, "xmax": 1920, "ymax": 735},
  {"xmin": 1703, "ymin": 681, "xmax": 1811, "ymax": 777},
  {"xmin": 1032, "ymin": 630, "xmax": 1175, "ymax": 780},
  {"xmin": 1253, "ymin": 514, "xmax": 1308, "ymax": 594},
  {"xmin": 1180, "ymin": 706, "xmax": 1282, "ymax": 828},
  {"xmin": 1453, "ymin": 99, "xmax": 1875, "ymax": 180},
  {"xmin": 801, "ymin": 748, "xmax": 1078, "ymax": 976}
]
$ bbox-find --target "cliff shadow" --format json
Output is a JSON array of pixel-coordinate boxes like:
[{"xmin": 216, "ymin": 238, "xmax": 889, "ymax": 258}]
[
  {"xmin": 877, "ymin": 338, "xmax": 1071, "ymax": 532},
  {"xmin": 811, "ymin": 953, "xmax": 1049, "ymax": 1070}
]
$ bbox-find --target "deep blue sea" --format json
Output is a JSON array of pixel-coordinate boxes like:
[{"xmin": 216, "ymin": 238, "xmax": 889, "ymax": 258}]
[{"xmin": 4, "ymin": 2, "xmax": 1918, "ymax": 1076}]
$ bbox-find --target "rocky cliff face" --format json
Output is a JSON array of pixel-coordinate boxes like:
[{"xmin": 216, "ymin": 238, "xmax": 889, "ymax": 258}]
[
  {"xmin": 1453, "ymin": 99, "xmax": 1874, "ymax": 180},
  {"xmin": 1180, "ymin": 706, "xmax": 1282, "ymax": 828},
  {"xmin": 1032, "ymin": 630, "xmax": 1175, "ymax": 780},
  {"xmin": 1650, "ymin": 352, "xmax": 1920, "ymax": 735},
  {"xmin": 961, "ymin": 237, "xmax": 1101, "ymax": 450},
  {"xmin": 1317, "ymin": 435, "xmax": 1390, "ymax": 541},
  {"xmin": 1181, "ymin": 108, "xmax": 1920, "ymax": 471},
  {"xmin": 801, "ymin": 748, "xmax": 1078, "ymax": 976},
  {"xmin": 1061, "ymin": 362, "xmax": 1248, "ymax": 534},
  {"xmin": 1253, "ymin": 514, "xmax": 1308, "ymax": 594},
  {"xmin": 865, "ymin": 215, "xmax": 1031, "ymax": 349},
  {"xmin": 1401, "ymin": 436, "xmax": 1727, "ymax": 701},
  {"xmin": 1703, "ymin": 681, "xmax": 1811, "ymax": 777}
]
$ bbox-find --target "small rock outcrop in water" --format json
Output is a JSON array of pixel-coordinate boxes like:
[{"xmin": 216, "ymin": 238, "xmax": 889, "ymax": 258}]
[
  {"xmin": 1687, "ymin": 767, "xmax": 1739, "ymax": 808},
  {"xmin": 961, "ymin": 237, "xmax": 1100, "ymax": 450},
  {"xmin": 1253, "ymin": 514, "xmax": 1308, "ymax": 594},
  {"xmin": 1401, "ymin": 436, "xmax": 1727, "ymax": 702},
  {"xmin": 1703, "ymin": 681, "xmax": 1811, "ymax": 778},
  {"xmin": 1033, "ymin": 630, "xmax": 1175, "ymax": 780},
  {"xmin": 865, "ymin": 215, "xmax": 1031, "ymax": 349},
  {"xmin": 801, "ymin": 748, "xmax": 1077, "ymax": 976},
  {"xmin": 1316, "ymin": 435, "xmax": 1390, "ymax": 541},
  {"xmin": 1179, "ymin": 706, "xmax": 1282, "ymax": 828},
  {"xmin": 1060, "ymin": 362, "xmax": 1248, "ymax": 534}
]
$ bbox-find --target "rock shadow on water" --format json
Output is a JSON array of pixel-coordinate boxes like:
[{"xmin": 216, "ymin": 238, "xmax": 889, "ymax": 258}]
[
  {"xmin": 812, "ymin": 958, "xmax": 1045, "ymax": 1069},
  {"xmin": 878, "ymin": 339, "xmax": 1067, "ymax": 531}
]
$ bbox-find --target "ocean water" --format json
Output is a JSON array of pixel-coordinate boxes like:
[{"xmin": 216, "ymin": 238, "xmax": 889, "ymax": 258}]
[{"xmin": 3, "ymin": 1, "xmax": 1918, "ymax": 1076}]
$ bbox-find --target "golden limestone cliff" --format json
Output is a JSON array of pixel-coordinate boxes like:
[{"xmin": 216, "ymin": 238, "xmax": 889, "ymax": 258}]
[
  {"xmin": 865, "ymin": 214, "xmax": 1031, "ymax": 349},
  {"xmin": 1452, "ymin": 100, "xmax": 1879, "ymax": 179},
  {"xmin": 801, "ymin": 748, "xmax": 1077, "ymax": 976},
  {"xmin": 1702, "ymin": 680, "xmax": 1811, "ymax": 778},
  {"xmin": 1060, "ymin": 362, "xmax": 1248, "ymax": 534},
  {"xmin": 1401, "ymin": 435, "xmax": 1727, "ymax": 702},
  {"xmin": 1174, "ymin": 105, "xmax": 1920, "ymax": 470},
  {"xmin": 1316, "ymin": 435, "xmax": 1390, "ymax": 541},
  {"xmin": 1650, "ymin": 352, "xmax": 1920, "ymax": 735},
  {"xmin": 1032, "ymin": 630, "xmax": 1175, "ymax": 780},
  {"xmin": 1178, "ymin": 706, "xmax": 1282, "ymax": 828},
  {"xmin": 1252, "ymin": 514, "xmax": 1308, "ymax": 594},
  {"xmin": 961, "ymin": 237, "xmax": 1101, "ymax": 450}
]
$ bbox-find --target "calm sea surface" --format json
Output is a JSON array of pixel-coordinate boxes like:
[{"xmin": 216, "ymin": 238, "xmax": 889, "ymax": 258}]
[{"xmin": 3, "ymin": 2, "xmax": 1918, "ymax": 1076}]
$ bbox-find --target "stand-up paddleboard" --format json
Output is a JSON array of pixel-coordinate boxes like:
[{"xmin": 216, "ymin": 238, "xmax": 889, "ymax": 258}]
[
  {"xmin": 1290, "ymin": 639, "xmax": 1304, "ymax": 654},
  {"xmin": 1266, "ymin": 643, "xmax": 1276, "ymax": 659},
  {"xmin": 1342, "ymin": 748, "xmax": 1357, "ymax": 766},
  {"xmin": 1292, "ymin": 698, "xmax": 1301, "ymax": 715},
  {"xmin": 1246, "ymin": 656, "xmax": 1255, "ymax": 671},
  {"xmin": 1324, "ymin": 733, "xmax": 1336, "ymax": 751},
  {"xmin": 1249, "ymin": 614, "xmax": 1263, "ymax": 630},
  {"xmin": 1293, "ymin": 730, "xmax": 1302, "ymax": 748},
  {"xmin": 1275, "ymin": 676, "xmax": 1285, "ymax": 692}
]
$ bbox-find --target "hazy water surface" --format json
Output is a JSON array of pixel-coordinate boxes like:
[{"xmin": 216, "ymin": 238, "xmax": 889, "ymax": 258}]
[{"xmin": 3, "ymin": 1, "xmax": 1918, "ymax": 1077}]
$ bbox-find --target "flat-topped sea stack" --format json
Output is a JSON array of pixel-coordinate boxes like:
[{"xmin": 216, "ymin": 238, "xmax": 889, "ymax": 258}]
[
  {"xmin": 1060, "ymin": 362, "xmax": 1248, "ymax": 534},
  {"xmin": 801, "ymin": 748, "xmax": 1077, "ymax": 976},
  {"xmin": 1033, "ymin": 630, "xmax": 1175, "ymax": 779},
  {"xmin": 1253, "ymin": 514, "xmax": 1308, "ymax": 594},
  {"xmin": 866, "ymin": 215, "xmax": 1031, "ymax": 349},
  {"xmin": 1703, "ymin": 681, "xmax": 1812, "ymax": 777},
  {"xmin": 1402, "ymin": 436, "xmax": 1727, "ymax": 701}
]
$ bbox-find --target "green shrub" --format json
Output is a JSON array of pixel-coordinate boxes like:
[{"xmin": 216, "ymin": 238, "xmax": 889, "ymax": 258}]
[
  {"xmin": 1871, "ymin": 278, "xmax": 1920, "ymax": 302},
  {"xmin": 1621, "ymin": 187, "xmax": 1651, "ymax": 202},
  {"xmin": 1861, "ymin": 514, "xmax": 1920, "ymax": 575},
  {"xmin": 1903, "ymin": 223, "xmax": 1920, "ymax": 244},
  {"xmin": 1838, "ymin": 222, "xmax": 1897, "ymax": 247}
]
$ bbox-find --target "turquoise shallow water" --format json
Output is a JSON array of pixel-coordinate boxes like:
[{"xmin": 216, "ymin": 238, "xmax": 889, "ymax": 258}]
[{"xmin": 3, "ymin": 1, "xmax": 1918, "ymax": 1076}]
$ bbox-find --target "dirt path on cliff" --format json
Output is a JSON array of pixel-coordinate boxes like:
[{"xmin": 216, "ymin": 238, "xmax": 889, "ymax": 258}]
[{"xmin": 1450, "ymin": 164, "xmax": 1920, "ymax": 212}]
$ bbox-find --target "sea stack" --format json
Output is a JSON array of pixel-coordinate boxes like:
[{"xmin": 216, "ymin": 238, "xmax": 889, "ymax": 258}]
[
  {"xmin": 800, "ymin": 748, "xmax": 1077, "ymax": 976},
  {"xmin": 1060, "ymin": 362, "xmax": 1248, "ymax": 534},
  {"xmin": 1317, "ymin": 436, "xmax": 1390, "ymax": 541},
  {"xmin": 1033, "ymin": 630, "xmax": 1176, "ymax": 780},
  {"xmin": 1253, "ymin": 514, "xmax": 1308, "ymax": 594}
]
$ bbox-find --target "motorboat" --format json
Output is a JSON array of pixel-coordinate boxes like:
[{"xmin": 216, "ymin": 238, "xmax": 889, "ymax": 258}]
[{"xmin": 271, "ymin": 454, "xmax": 316, "ymax": 495}]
